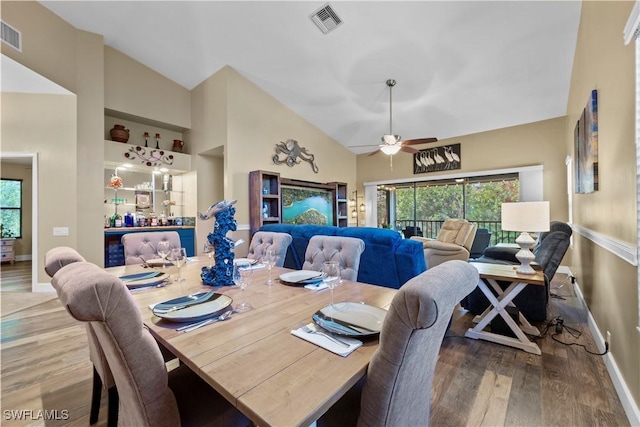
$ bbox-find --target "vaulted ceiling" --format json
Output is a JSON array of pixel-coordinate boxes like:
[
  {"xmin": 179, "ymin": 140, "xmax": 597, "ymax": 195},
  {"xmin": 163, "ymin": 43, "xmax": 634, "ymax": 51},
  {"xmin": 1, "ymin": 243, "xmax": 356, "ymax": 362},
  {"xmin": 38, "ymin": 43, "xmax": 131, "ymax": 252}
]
[{"xmin": 40, "ymin": 1, "xmax": 582, "ymax": 154}]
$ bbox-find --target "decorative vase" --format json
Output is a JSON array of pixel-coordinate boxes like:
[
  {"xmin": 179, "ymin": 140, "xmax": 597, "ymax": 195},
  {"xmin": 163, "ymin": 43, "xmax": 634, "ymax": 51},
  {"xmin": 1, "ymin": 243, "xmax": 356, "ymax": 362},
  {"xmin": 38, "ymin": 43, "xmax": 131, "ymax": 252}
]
[
  {"xmin": 110, "ymin": 124, "xmax": 129, "ymax": 143},
  {"xmin": 172, "ymin": 139, "xmax": 184, "ymax": 153}
]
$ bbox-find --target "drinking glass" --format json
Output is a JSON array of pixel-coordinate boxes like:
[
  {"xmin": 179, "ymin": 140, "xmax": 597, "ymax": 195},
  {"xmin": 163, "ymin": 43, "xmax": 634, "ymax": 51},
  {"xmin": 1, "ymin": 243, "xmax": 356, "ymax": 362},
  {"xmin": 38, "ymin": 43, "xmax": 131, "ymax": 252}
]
[
  {"xmin": 171, "ymin": 247, "xmax": 187, "ymax": 282},
  {"xmin": 262, "ymin": 249, "xmax": 276, "ymax": 285},
  {"xmin": 233, "ymin": 261, "xmax": 253, "ymax": 311},
  {"xmin": 156, "ymin": 241, "xmax": 171, "ymax": 269},
  {"xmin": 323, "ymin": 261, "xmax": 340, "ymax": 309},
  {"xmin": 203, "ymin": 241, "xmax": 214, "ymax": 267}
]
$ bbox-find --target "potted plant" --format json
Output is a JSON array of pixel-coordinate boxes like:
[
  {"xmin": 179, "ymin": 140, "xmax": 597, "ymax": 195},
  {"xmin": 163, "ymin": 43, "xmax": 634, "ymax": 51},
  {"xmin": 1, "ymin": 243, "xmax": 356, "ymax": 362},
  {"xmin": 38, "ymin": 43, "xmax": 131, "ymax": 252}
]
[{"xmin": 0, "ymin": 223, "xmax": 14, "ymax": 238}]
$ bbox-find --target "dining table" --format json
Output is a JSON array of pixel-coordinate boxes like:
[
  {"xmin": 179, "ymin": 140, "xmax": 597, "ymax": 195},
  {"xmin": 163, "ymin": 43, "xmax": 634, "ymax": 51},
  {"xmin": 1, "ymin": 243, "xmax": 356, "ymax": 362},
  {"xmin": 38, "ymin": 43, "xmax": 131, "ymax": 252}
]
[{"xmin": 106, "ymin": 255, "xmax": 397, "ymax": 427}]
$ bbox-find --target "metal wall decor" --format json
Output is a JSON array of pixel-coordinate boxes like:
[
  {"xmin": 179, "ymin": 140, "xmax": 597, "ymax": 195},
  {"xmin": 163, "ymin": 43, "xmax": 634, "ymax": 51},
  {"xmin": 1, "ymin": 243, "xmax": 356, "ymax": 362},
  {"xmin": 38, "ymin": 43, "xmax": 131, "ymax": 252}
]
[
  {"xmin": 273, "ymin": 139, "xmax": 319, "ymax": 173},
  {"xmin": 125, "ymin": 146, "xmax": 174, "ymax": 167},
  {"xmin": 413, "ymin": 144, "xmax": 461, "ymax": 174}
]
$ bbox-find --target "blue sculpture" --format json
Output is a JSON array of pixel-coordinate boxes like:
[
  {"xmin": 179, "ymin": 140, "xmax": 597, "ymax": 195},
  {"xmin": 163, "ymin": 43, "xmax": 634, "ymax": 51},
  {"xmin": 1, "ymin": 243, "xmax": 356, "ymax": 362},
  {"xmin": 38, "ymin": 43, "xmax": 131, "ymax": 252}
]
[{"xmin": 199, "ymin": 200, "xmax": 238, "ymax": 286}]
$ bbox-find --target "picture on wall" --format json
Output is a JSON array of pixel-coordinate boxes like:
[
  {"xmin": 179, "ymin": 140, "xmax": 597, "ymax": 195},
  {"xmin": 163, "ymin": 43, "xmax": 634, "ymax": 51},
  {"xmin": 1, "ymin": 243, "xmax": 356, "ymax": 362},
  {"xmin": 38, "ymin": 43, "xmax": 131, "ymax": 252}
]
[
  {"xmin": 281, "ymin": 185, "xmax": 333, "ymax": 225},
  {"xmin": 574, "ymin": 89, "xmax": 598, "ymax": 194},
  {"xmin": 413, "ymin": 144, "xmax": 461, "ymax": 174}
]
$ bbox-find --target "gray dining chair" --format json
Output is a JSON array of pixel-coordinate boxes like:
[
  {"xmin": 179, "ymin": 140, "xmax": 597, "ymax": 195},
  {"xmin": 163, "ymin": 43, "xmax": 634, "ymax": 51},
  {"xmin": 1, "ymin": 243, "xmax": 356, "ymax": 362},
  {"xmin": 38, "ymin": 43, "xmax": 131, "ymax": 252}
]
[
  {"xmin": 121, "ymin": 231, "xmax": 181, "ymax": 265},
  {"xmin": 246, "ymin": 231, "xmax": 293, "ymax": 267},
  {"xmin": 318, "ymin": 260, "xmax": 479, "ymax": 427},
  {"xmin": 44, "ymin": 246, "xmax": 118, "ymax": 427},
  {"xmin": 302, "ymin": 235, "xmax": 365, "ymax": 281},
  {"xmin": 51, "ymin": 260, "xmax": 250, "ymax": 427}
]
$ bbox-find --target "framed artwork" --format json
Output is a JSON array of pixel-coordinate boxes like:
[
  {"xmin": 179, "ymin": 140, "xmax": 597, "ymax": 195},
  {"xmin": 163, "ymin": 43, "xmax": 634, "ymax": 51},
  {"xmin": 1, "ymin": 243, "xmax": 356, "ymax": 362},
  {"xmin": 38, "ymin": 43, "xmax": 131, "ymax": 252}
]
[
  {"xmin": 281, "ymin": 185, "xmax": 333, "ymax": 225},
  {"xmin": 575, "ymin": 90, "xmax": 598, "ymax": 194},
  {"xmin": 135, "ymin": 191, "xmax": 151, "ymax": 209},
  {"xmin": 413, "ymin": 144, "xmax": 461, "ymax": 174}
]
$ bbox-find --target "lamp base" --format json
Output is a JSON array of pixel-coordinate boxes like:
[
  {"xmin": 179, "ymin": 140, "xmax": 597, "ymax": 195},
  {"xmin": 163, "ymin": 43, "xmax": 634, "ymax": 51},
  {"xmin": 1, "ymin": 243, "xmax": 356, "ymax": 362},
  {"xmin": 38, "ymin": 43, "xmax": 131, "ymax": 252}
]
[{"xmin": 514, "ymin": 231, "xmax": 536, "ymax": 275}]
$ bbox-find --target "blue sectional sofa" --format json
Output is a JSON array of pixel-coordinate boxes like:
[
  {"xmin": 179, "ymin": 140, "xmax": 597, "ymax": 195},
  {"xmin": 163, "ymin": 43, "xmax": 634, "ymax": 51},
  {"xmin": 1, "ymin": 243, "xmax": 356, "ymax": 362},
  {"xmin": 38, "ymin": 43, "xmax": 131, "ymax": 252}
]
[{"xmin": 259, "ymin": 224, "xmax": 426, "ymax": 289}]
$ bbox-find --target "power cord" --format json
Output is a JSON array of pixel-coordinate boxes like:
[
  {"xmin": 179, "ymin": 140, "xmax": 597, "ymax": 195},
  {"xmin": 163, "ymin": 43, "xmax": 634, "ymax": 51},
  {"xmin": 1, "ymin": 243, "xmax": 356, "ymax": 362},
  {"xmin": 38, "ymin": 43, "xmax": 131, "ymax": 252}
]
[{"xmin": 540, "ymin": 316, "xmax": 609, "ymax": 356}]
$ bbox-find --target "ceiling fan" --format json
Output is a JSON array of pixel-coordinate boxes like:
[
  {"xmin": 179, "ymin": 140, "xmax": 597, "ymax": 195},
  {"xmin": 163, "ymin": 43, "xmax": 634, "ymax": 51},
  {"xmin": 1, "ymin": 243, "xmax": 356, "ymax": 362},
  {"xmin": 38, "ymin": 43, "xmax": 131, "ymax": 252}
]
[{"xmin": 350, "ymin": 79, "xmax": 438, "ymax": 164}]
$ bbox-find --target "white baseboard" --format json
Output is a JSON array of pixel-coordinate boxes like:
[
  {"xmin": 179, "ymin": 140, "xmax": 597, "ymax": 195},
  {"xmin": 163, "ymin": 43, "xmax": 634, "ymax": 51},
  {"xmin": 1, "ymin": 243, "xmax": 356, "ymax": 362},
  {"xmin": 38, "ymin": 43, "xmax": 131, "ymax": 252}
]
[
  {"xmin": 569, "ymin": 270, "xmax": 640, "ymax": 426},
  {"xmin": 15, "ymin": 254, "xmax": 32, "ymax": 262},
  {"xmin": 33, "ymin": 282, "xmax": 54, "ymax": 293}
]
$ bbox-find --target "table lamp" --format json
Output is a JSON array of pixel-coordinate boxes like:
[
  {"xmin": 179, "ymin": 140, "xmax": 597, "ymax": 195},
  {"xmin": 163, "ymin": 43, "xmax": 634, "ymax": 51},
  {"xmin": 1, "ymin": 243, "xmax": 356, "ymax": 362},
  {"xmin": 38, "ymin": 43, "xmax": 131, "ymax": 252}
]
[{"xmin": 501, "ymin": 201, "xmax": 550, "ymax": 275}]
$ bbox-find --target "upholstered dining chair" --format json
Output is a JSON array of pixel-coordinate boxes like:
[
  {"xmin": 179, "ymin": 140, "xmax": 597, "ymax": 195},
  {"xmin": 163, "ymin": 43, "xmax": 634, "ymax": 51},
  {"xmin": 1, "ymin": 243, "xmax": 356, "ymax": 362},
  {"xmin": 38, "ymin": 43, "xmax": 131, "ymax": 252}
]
[
  {"xmin": 121, "ymin": 231, "xmax": 181, "ymax": 265},
  {"xmin": 318, "ymin": 260, "xmax": 479, "ymax": 427},
  {"xmin": 302, "ymin": 235, "xmax": 365, "ymax": 281},
  {"xmin": 44, "ymin": 247, "xmax": 118, "ymax": 427},
  {"xmin": 51, "ymin": 260, "xmax": 250, "ymax": 427},
  {"xmin": 246, "ymin": 231, "xmax": 293, "ymax": 267},
  {"xmin": 411, "ymin": 218, "xmax": 477, "ymax": 269}
]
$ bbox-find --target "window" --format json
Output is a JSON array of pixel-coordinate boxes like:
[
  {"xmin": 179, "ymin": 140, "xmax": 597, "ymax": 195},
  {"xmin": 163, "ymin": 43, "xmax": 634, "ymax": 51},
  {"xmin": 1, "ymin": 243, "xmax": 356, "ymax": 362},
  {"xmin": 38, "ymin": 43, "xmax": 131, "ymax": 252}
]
[
  {"xmin": 1, "ymin": 179, "xmax": 22, "ymax": 238},
  {"xmin": 378, "ymin": 173, "xmax": 519, "ymax": 243}
]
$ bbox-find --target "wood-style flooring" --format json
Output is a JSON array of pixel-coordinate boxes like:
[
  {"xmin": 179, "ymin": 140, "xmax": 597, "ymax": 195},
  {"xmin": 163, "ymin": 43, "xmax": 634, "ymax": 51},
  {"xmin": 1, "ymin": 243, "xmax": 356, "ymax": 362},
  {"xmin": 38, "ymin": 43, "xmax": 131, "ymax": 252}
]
[{"xmin": 0, "ymin": 262, "xmax": 630, "ymax": 426}]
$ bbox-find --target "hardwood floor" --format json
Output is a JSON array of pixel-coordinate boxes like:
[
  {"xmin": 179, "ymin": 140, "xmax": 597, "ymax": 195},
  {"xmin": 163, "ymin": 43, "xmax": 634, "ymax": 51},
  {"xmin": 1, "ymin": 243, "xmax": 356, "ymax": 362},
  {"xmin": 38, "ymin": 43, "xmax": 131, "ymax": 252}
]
[
  {"xmin": 1, "ymin": 260, "xmax": 32, "ymax": 293},
  {"xmin": 0, "ymin": 270, "xmax": 630, "ymax": 426}
]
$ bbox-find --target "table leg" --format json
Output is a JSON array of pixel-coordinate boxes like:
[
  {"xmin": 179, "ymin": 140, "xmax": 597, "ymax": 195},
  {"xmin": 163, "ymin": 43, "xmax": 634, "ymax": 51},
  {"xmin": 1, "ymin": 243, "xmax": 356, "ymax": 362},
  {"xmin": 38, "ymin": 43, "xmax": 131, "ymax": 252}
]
[{"xmin": 465, "ymin": 278, "xmax": 541, "ymax": 355}]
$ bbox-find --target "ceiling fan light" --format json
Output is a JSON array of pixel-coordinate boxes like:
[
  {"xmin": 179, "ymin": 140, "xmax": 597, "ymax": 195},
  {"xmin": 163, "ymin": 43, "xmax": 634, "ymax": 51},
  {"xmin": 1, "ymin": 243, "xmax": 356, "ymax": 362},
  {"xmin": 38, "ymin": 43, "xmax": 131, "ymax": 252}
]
[
  {"xmin": 382, "ymin": 134, "xmax": 401, "ymax": 144},
  {"xmin": 380, "ymin": 144, "xmax": 401, "ymax": 155}
]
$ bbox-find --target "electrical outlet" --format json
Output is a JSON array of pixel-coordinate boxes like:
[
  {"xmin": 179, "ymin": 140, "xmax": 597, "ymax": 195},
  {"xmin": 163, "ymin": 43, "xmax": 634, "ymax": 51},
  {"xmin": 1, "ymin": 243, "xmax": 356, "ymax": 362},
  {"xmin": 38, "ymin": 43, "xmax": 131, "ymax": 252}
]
[{"xmin": 606, "ymin": 331, "xmax": 612, "ymax": 349}]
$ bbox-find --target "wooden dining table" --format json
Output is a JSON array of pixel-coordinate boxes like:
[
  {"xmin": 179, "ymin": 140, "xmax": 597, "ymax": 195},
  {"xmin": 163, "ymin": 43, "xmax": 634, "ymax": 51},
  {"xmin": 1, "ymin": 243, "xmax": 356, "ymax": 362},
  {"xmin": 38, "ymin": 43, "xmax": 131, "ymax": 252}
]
[{"xmin": 107, "ymin": 256, "xmax": 397, "ymax": 427}]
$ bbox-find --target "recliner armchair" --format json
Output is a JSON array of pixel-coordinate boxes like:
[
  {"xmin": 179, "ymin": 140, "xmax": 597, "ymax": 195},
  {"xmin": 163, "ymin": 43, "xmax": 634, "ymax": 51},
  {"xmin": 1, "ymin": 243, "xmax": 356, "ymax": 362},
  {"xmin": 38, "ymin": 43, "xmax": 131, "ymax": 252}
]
[
  {"xmin": 463, "ymin": 221, "xmax": 572, "ymax": 321},
  {"xmin": 410, "ymin": 219, "xmax": 477, "ymax": 269}
]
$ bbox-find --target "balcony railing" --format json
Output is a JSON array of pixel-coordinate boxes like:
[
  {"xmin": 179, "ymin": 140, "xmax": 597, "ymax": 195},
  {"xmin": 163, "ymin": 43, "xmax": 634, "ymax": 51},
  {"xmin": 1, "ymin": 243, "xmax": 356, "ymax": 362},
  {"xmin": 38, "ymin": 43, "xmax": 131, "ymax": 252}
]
[{"xmin": 394, "ymin": 219, "xmax": 519, "ymax": 246}]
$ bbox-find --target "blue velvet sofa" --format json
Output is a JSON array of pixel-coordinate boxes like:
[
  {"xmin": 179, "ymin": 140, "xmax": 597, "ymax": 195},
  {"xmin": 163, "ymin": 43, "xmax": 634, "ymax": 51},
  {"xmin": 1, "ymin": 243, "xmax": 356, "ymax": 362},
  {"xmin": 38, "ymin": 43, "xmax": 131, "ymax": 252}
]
[{"xmin": 259, "ymin": 224, "xmax": 426, "ymax": 289}]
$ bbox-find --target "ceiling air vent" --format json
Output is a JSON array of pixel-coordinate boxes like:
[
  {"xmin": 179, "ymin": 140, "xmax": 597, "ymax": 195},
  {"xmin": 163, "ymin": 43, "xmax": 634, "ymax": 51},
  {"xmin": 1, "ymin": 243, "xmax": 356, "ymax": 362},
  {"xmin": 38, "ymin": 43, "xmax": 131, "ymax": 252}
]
[
  {"xmin": 310, "ymin": 3, "xmax": 343, "ymax": 35},
  {"xmin": 1, "ymin": 21, "xmax": 21, "ymax": 52}
]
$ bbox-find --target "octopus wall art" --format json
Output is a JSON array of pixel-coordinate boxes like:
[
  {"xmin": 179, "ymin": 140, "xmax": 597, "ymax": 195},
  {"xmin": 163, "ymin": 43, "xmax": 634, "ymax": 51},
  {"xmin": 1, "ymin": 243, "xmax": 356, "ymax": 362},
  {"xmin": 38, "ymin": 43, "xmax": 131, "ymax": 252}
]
[{"xmin": 272, "ymin": 139, "xmax": 319, "ymax": 173}]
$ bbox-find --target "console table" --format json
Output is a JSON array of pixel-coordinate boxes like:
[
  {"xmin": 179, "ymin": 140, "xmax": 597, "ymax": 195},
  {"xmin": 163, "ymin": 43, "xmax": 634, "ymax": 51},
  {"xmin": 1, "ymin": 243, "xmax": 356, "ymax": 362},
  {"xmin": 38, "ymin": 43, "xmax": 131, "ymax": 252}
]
[{"xmin": 465, "ymin": 262, "xmax": 545, "ymax": 355}]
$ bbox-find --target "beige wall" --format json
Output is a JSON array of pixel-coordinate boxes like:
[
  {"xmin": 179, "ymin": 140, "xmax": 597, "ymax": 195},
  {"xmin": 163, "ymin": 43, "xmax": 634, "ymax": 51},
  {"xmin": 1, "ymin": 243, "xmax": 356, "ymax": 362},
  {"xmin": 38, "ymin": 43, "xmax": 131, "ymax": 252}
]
[
  {"xmin": 0, "ymin": 1, "xmax": 78, "ymax": 93},
  {"xmin": 356, "ymin": 117, "xmax": 569, "ymax": 221},
  {"xmin": 104, "ymin": 46, "xmax": 191, "ymax": 129},
  {"xmin": 190, "ymin": 66, "xmax": 357, "ymax": 254},
  {"xmin": 1, "ymin": 93, "xmax": 78, "ymax": 285},
  {"xmin": 0, "ymin": 162, "xmax": 33, "ymax": 257},
  {"xmin": 565, "ymin": 1, "xmax": 638, "ymax": 408}
]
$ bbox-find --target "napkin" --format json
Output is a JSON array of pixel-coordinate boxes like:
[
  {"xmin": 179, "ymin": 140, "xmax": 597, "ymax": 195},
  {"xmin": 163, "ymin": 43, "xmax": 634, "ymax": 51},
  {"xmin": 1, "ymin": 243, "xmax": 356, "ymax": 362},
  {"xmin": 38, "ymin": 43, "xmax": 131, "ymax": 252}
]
[
  {"xmin": 291, "ymin": 323, "xmax": 362, "ymax": 357},
  {"xmin": 304, "ymin": 282, "xmax": 328, "ymax": 291}
]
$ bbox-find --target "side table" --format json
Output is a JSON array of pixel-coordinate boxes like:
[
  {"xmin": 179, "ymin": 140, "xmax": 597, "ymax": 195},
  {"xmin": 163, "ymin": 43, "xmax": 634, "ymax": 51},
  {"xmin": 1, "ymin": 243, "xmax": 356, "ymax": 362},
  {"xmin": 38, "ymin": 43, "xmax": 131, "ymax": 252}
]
[
  {"xmin": 0, "ymin": 238, "xmax": 16, "ymax": 265},
  {"xmin": 465, "ymin": 262, "xmax": 545, "ymax": 355}
]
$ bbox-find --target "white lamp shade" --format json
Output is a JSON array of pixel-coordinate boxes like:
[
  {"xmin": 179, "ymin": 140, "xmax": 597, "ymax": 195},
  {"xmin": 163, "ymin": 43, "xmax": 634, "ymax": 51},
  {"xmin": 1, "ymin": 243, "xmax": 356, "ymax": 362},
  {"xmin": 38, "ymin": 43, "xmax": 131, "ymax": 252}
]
[
  {"xmin": 501, "ymin": 201, "xmax": 550, "ymax": 232},
  {"xmin": 380, "ymin": 144, "xmax": 401, "ymax": 155}
]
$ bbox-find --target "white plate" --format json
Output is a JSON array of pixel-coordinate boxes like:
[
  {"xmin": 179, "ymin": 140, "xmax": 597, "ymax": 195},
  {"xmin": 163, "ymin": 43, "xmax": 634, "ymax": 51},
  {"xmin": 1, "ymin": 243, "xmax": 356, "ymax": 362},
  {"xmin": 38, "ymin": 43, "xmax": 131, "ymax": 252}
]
[
  {"xmin": 233, "ymin": 257, "xmax": 258, "ymax": 265},
  {"xmin": 279, "ymin": 270, "xmax": 324, "ymax": 285},
  {"xmin": 314, "ymin": 302, "xmax": 387, "ymax": 337},
  {"xmin": 152, "ymin": 292, "xmax": 233, "ymax": 322},
  {"xmin": 120, "ymin": 272, "xmax": 170, "ymax": 289}
]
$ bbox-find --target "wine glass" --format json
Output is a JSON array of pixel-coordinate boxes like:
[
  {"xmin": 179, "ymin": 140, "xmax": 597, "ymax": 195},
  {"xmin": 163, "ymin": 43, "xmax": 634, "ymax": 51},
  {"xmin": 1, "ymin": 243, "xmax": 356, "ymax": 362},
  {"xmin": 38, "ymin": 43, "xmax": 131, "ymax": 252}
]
[
  {"xmin": 233, "ymin": 261, "xmax": 253, "ymax": 311},
  {"xmin": 323, "ymin": 261, "xmax": 340, "ymax": 310},
  {"xmin": 171, "ymin": 247, "xmax": 187, "ymax": 282},
  {"xmin": 203, "ymin": 241, "xmax": 214, "ymax": 267},
  {"xmin": 156, "ymin": 241, "xmax": 171, "ymax": 268},
  {"xmin": 262, "ymin": 249, "xmax": 276, "ymax": 285}
]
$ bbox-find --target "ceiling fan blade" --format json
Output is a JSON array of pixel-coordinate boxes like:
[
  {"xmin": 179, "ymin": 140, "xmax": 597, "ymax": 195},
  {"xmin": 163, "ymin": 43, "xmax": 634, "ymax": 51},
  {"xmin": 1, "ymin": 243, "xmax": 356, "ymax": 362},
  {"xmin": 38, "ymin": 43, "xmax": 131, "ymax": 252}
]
[
  {"xmin": 367, "ymin": 149, "xmax": 382, "ymax": 157},
  {"xmin": 402, "ymin": 137, "xmax": 438, "ymax": 146},
  {"xmin": 400, "ymin": 146, "xmax": 419, "ymax": 154},
  {"xmin": 348, "ymin": 144, "xmax": 384, "ymax": 148}
]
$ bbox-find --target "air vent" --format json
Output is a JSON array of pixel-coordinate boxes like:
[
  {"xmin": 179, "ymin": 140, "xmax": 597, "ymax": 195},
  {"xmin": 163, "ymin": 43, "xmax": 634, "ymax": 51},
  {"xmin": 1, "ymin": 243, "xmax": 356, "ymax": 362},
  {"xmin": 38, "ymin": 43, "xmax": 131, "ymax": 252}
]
[
  {"xmin": 1, "ymin": 21, "xmax": 21, "ymax": 52},
  {"xmin": 310, "ymin": 3, "xmax": 343, "ymax": 35}
]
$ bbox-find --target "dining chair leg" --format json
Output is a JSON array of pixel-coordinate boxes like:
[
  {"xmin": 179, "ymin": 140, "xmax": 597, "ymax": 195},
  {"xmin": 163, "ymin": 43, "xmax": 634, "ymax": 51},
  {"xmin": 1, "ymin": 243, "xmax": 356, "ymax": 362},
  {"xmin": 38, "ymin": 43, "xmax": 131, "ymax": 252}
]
[
  {"xmin": 107, "ymin": 386, "xmax": 119, "ymax": 427},
  {"xmin": 89, "ymin": 366, "xmax": 102, "ymax": 425}
]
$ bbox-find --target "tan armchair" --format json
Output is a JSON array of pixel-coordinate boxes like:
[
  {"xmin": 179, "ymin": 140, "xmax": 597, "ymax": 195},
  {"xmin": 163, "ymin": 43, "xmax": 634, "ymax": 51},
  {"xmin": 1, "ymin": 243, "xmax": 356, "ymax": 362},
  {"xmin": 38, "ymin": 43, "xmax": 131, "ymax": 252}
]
[{"xmin": 411, "ymin": 219, "xmax": 477, "ymax": 269}]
